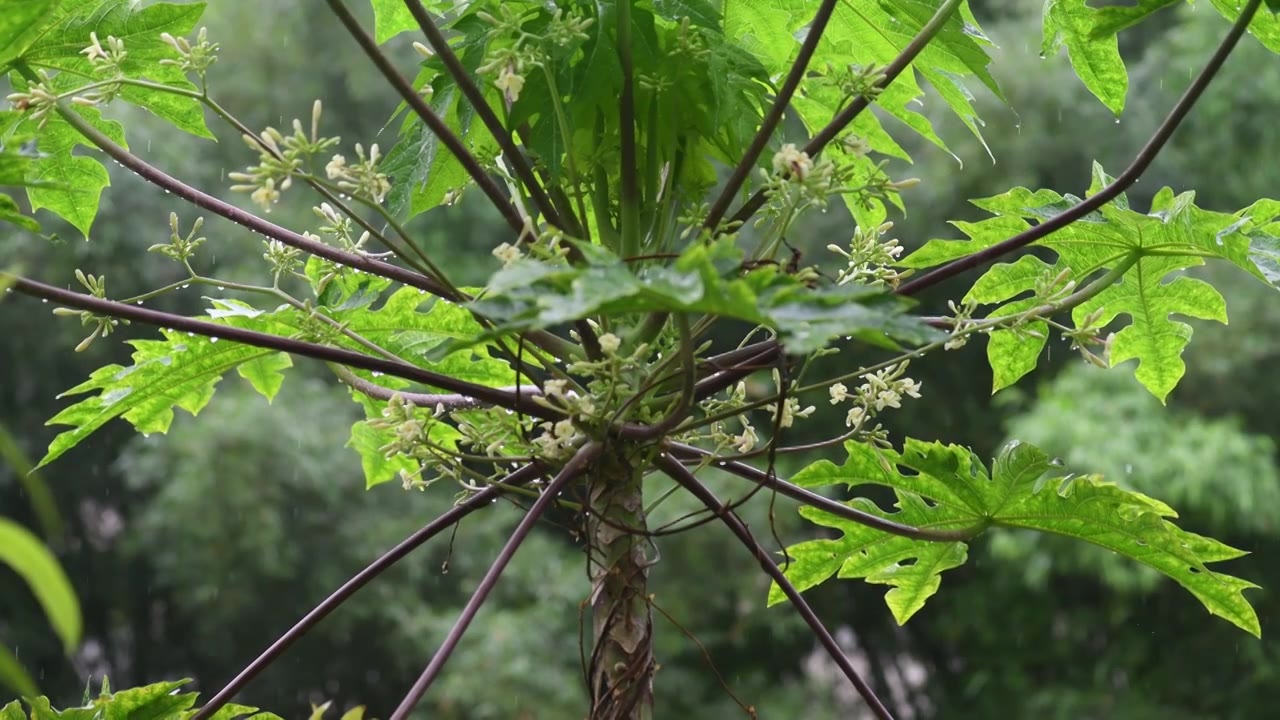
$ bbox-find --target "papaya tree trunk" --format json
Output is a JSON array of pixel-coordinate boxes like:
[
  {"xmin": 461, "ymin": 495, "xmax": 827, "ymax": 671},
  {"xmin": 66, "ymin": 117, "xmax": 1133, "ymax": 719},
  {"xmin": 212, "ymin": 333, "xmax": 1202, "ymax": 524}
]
[{"xmin": 587, "ymin": 448, "xmax": 654, "ymax": 720}]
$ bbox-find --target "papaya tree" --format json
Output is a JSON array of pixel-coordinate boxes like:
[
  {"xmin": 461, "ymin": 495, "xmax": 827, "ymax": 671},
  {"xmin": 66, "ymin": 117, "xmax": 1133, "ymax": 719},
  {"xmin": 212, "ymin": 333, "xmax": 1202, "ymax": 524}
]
[{"xmin": 3, "ymin": 0, "xmax": 1279, "ymax": 718}]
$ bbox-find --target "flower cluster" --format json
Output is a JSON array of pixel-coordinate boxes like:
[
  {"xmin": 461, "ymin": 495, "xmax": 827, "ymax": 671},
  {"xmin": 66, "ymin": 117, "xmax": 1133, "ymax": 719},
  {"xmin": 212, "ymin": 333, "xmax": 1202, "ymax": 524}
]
[
  {"xmin": 368, "ymin": 394, "xmax": 459, "ymax": 491},
  {"xmin": 942, "ymin": 299, "xmax": 978, "ymax": 351},
  {"xmin": 828, "ymin": 362, "xmax": 922, "ymax": 432},
  {"xmin": 229, "ymin": 101, "xmax": 339, "ymax": 213},
  {"xmin": 51, "ymin": 270, "xmax": 126, "ymax": 352},
  {"xmin": 81, "ymin": 31, "xmax": 127, "ymax": 81},
  {"xmin": 475, "ymin": 5, "xmax": 593, "ymax": 104},
  {"xmin": 837, "ymin": 133, "xmax": 873, "ymax": 158},
  {"xmin": 764, "ymin": 370, "xmax": 816, "ymax": 430},
  {"xmin": 261, "ymin": 239, "xmax": 302, "ymax": 282},
  {"xmin": 1064, "ymin": 306, "xmax": 1115, "ymax": 368},
  {"xmin": 159, "ymin": 27, "xmax": 219, "ymax": 78},
  {"xmin": 306, "ymin": 203, "xmax": 377, "ymax": 298},
  {"xmin": 492, "ymin": 242, "xmax": 523, "ymax": 267},
  {"xmin": 325, "ymin": 143, "xmax": 392, "ymax": 204},
  {"xmin": 148, "ymin": 213, "xmax": 207, "ymax": 264},
  {"xmin": 5, "ymin": 71, "xmax": 62, "ymax": 128},
  {"xmin": 732, "ymin": 415, "xmax": 759, "ymax": 453},
  {"xmin": 312, "ymin": 202, "xmax": 370, "ymax": 253},
  {"xmin": 812, "ymin": 62, "xmax": 887, "ymax": 107},
  {"xmin": 763, "ymin": 144, "xmax": 838, "ymax": 207},
  {"xmin": 707, "ymin": 371, "xmax": 819, "ymax": 456},
  {"xmin": 687, "ymin": 378, "xmax": 752, "ymax": 452},
  {"xmin": 828, "ymin": 220, "xmax": 906, "ymax": 289},
  {"xmin": 532, "ymin": 417, "xmax": 585, "ymax": 460},
  {"xmin": 773, "ymin": 144, "xmax": 815, "ymax": 181},
  {"xmin": 1034, "ymin": 267, "xmax": 1077, "ymax": 305},
  {"xmin": 760, "ymin": 142, "xmax": 906, "ymax": 217}
]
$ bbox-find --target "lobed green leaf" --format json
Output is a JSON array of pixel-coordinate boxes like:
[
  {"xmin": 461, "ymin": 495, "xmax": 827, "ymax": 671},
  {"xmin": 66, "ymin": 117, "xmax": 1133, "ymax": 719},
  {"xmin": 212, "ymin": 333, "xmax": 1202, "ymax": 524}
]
[
  {"xmin": 469, "ymin": 238, "xmax": 941, "ymax": 354},
  {"xmin": 1042, "ymin": 0, "xmax": 1128, "ymax": 115},
  {"xmin": 3, "ymin": 74, "xmax": 128, "ymax": 237},
  {"xmin": 17, "ymin": 0, "xmax": 213, "ymax": 138},
  {"xmin": 39, "ymin": 288, "xmax": 519, "ymax": 470},
  {"xmin": 775, "ymin": 439, "xmax": 1261, "ymax": 635},
  {"xmin": 900, "ymin": 169, "xmax": 1280, "ymax": 399}
]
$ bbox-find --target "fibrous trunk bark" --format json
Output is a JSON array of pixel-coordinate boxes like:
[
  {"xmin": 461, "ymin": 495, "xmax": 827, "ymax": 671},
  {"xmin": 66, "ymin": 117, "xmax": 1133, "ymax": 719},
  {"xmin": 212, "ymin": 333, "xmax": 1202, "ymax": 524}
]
[{"xmin": 587, "ymin": 449, "xmax": 654, "ymax": 720}]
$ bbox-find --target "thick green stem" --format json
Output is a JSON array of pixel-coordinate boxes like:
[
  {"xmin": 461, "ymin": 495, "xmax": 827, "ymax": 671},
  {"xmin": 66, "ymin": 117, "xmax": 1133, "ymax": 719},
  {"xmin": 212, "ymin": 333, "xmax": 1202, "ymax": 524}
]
[{"xmin": 588, "ymin": 447, "xmax": 654, "ymax": 720}]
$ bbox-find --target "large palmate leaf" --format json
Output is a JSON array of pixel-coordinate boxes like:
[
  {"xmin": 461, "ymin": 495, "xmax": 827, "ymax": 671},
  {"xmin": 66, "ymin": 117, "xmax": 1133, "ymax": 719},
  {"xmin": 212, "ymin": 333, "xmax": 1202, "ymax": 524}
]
[
  {"xmin": 1, "ymin": 0, "xmax": 211, "ymax": 234},
  {"xmin": 370, "ymin": 0, "xmax": 458, "ymax": 43},
  {"xmin": 899, "ymin": 164, "xmax": 1280, "ymax": 399},
  {"xmin": 771, "ymin": 439, "xmax": 1261, "ymax": 635},
  {"xmin": 37, "ymin": 321, "xmax": 292, "ymax": 470},
  {"xmin": 38, "ymin": 288, "xmax": 519, "ymax": 469},
  {"xmin": 721, "ymin": 0, "xmax": 809, "ymax": 71},
  {"xmin": 0, "ymin": 680, "xmax": 272, "ymax": 720},
  {"xmin": 795, "ymin": 0, "xmax": 1001, "ymax": 158},
  {"xmin": 1051, "ymin": 0, "xmax": 1280, "ymax": 114},
  {"xmin": 0, "ymin": 0, "xmax": 59, "ymax": 73},
  {"xmin": 11, "ymin": 0, "xmax": 212, "ymax": 138},
  {"xmin": 470, "ymin": 238, "xmax": 942, "ymax": 354},
  {"xmin": 1, "ymin": 75, "xmax": 127, "ymax": 237},
  {"xmin": 380, "ymin": 12, "xmax": 496, "ymax": 220}
]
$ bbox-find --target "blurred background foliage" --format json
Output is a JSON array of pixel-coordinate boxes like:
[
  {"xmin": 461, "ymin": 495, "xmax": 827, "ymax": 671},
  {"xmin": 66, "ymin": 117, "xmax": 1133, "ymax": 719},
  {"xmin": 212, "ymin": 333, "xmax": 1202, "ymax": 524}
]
[{"xmin": 3, "ymin": 0, "xmax": 1279, "ymax": 717}]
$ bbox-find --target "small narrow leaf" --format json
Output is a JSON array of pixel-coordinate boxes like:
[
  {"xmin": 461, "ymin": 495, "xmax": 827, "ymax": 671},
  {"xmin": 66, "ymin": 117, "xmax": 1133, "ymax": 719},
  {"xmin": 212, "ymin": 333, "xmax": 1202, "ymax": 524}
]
[
  {"xmin": 1089, "ymin": 0, "xmax": 1180, "ymax": 38},
  {"xmin": 0, "ymin": 646, "xmax": 39, "ymax": 702},
  {"xmin": 0, "ymin": 519, "xmax": 81, "ymax": 653}
]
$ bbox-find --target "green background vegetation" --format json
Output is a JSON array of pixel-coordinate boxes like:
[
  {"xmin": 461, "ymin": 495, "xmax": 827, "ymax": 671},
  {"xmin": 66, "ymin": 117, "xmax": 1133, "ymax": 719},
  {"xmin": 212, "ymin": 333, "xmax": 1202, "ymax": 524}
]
[{"xmin": 3, "ymin": 0, "xmax": 1279, "ymax": 717}]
